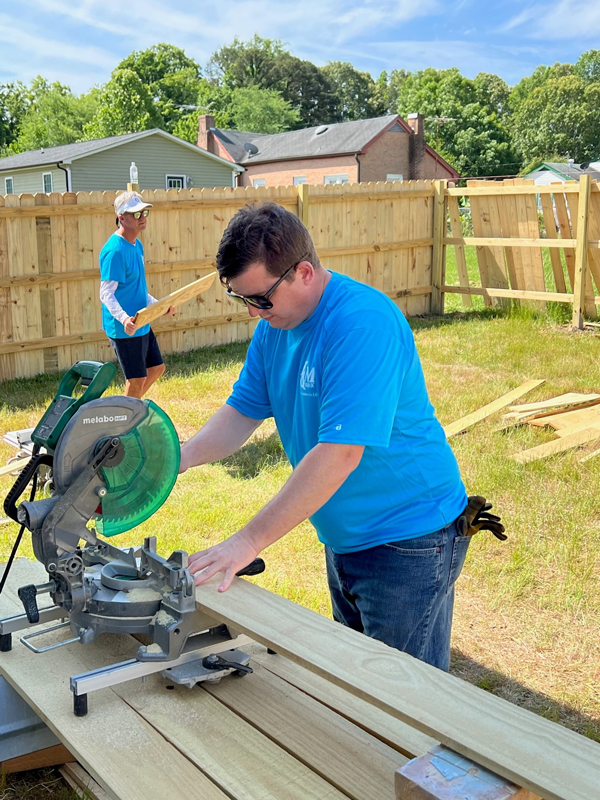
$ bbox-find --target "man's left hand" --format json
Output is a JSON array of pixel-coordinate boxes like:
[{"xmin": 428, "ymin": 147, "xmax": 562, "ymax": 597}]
[
  {"xmin": 188, "ymin": 532, "xmax": 260, "ymax": 592},
  {"xmin": 164, "ymin": 305, "xmax": 175, "ymax": 316}
]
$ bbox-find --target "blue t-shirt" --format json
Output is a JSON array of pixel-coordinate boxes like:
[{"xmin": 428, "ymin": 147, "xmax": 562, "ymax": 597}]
[
  {"xmin": 227, "ymin": 271, "xmax": 467, "ymax": 553},
  {"xmin": 99, "ymin": 234, "xmax": 150, "ymax": 339}
]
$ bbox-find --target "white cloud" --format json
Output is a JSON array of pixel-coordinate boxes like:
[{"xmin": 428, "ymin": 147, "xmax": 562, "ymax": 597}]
[{"xmin": 504, "ymin": 0, "xmax": 600, "ymax": 39}]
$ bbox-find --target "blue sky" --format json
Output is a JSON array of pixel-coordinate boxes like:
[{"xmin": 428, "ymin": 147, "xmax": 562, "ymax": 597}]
[{"xmin": 1, "ymin": 0, "xmax": 600, "ymax": 93}]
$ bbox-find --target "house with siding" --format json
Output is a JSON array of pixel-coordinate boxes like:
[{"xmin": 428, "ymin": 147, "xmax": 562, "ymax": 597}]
[
  {"xmin": 0, "ymin": 129, "xmax": 242, "ymax": 195},
  {"xmin": 522, "ymin": 161, "xmax": 600, "ymax": 186},
  {"xmin": 197, "ymin": 113, "xmax": 459, "ymax": 187}
]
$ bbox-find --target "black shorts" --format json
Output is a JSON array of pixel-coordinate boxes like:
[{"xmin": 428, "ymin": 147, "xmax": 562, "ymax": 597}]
[{"xmin": 109, "ymin": 330, "xmax": 163, "ymax": 380}]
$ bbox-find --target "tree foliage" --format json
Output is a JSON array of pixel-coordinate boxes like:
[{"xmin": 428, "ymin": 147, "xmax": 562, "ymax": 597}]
[
  {"xmin": 4, "ymin": 78, "xmax": 97, "ymax": 154},
  {"xmin": 117, "ymin": 43, "xmax": 203, "ymax": 132},
  {"xmin": 83, "ymin": 69, "xmax": 163, "ymax": 140},
  {"xmin": 321, "ymin": 61, "xmax": 387, "ymax": 121}
]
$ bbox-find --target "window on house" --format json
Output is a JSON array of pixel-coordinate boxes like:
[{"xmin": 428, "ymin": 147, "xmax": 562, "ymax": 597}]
[
  {"xmin": 293, "ymin": 176, "xmax": 307, "ymax": 186},
  {"xmin": 166, "ymin": 175, "xmax": 186, "ymax": 189},
  {"xmin": 5, "ymin": 177, "xmax": 14, "ymax": 194},
  {"xmin": 253, "ymin": 178, "xmax": 266, "ymax": 188},
  {"xmin": 386, "ymin": 173, "xmax": 404, "ymax": 182},
  {"xmin": 42, "ymin": 172, "xmax": 53, "ymax": 193},
  {"xmin": 324, "ymin": 174, "xmax": 349, "ymax": 185}
]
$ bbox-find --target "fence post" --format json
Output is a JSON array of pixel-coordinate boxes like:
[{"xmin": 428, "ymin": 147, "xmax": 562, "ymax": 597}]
[
  {"xmin": 431, "ymin": 179, "xmax": 447, "ymax": 315},
  {"xmin": 297, "ymin": 183, "xmax": 309, "ymax": 228},
  {"xmin": 572, "ymin": 174, "xmax": 591, "ymax": 330}
]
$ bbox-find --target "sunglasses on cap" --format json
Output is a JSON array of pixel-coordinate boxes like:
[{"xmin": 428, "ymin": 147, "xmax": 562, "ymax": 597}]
[{"xmin": 225, "ymin": 261, "xmax": 299, "ymax": 310}]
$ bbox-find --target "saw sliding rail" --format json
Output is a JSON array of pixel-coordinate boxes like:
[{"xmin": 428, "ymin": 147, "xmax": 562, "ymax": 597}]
[{"xmin": 70, "ymin": 630, "xmax": 254, "ymax": 715}]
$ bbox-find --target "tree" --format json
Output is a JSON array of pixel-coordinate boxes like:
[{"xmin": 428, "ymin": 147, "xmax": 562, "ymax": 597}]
[
  {"xmin": 508, "ymin": 62, "xmax": 573, "ymax": 113},
  {"xmin": 474, "ymin": 73, "xmax": 511, "ymax": 121},
  {"xmin": 321, "ymin": 61, "xmax": 387, "ymax": 121},
  {"xmin": 206, "ymin": 36, "xmax": 339, "ymax": 128},
  {"xmin": 393, "ymin": 67, "xmax": 518, "ymax": 177},
  {"xmin": 0, "ymin": 82, "xmax": 29, "ymax": 152},
  {"xmin": 229, "ymin": 86, "xmax": 299, "ymax": 133},
  {"xmin": 82, "ymin": 69, "xmax": 163, "ymax": 140},
  {"xmin": 6, "ymin": 78, "xmax": 98, "ymax": 153},
  {"xmin": 206, "ymin": 35, "xmax": 286, "ymax": 88},
  {"xmin": 117, "ymin": 44, "xmax": 203, "ymax": 132},
  {"xmin": 512, "ymin": 74, "xmax": 600, "ymax": 164},
  {"xmin": 575, "ymin": 49, "xmax": 600, "ymax": 84}
]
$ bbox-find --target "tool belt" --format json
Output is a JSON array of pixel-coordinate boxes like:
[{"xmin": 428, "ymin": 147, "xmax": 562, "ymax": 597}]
[{"xmin": 457, "ymin": 496, "xmax": 506, "ymax": 540}]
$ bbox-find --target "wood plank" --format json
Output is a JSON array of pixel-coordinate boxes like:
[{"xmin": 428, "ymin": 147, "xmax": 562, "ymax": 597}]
[
  {"xmin": 509, "ymin": 393, "xmax": 598, "ymax": 412},
  {"xmin": 443, "ymin": 380, "xmax": 545, "ymax": 438},
  {"xmin": 203, "ymin": 650, "xmax": 407, "ymax": 800},
  {"xmin": 444, "ymin": 236, "xmax": 578, "ymax": 249},
  {"xmin": 0, "ymin": 560, "xmax": 228, "ymax": 800},
  {"xmin": 579, "ymin": 445, "xmax": 600, "ymax": 464},
  {"xmin": 553, "ymin": 191, "xmax": 576, "ymax": 289},
  {"xmin": 193, "ymin": 573, "xmax": 600, "ymax": 800},
  {"xmin": 133, "ymin": 272, "xmax": 216, "ymax": 327},
  {"xmin": 528, "ymin": 407, "xmax": 600, "ymax": 431},
  {"xmin": 0, "ymin": 456, "xmax": 30, "ymax": 477},
  {"xmin": 540, "ymin": 193, "xmax": 567, "ymax": 293},
  {"xmin": 0, "ymin": 743, "xmax": 73, "ymax": 774},
  {"xmin": 571, "ymin": 174, "xmax": 592, "ymax": 328},
  {"xmin": 430, "ymin": 180, "xmax": 446, "ymax": 314},
  {"xmin": 513, "ymin": 425, "xmax": 600, "ymax": 464},
  {"xmin": 60, "ymin": 762, "xmax": 112, "ymax": 800},
  {"xmin": 447, "ymin": 184, "xmax": 583, "ymax": 196},
  {"xmin": 252, "ymin": 647, "xmax": 437, "ymax": 758},
  {"xmin": 114, "ymin": 673, "xmax": 351, "ymax": 800},
  {"xmin": 446, "ymin": 195, "xmax": 471, "ymax": 308}
]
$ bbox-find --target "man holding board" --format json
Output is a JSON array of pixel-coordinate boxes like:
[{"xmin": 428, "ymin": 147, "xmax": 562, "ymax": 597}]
[{"xmin": 99, "ymin": 191, "xmax": 174, "ymax": 398}]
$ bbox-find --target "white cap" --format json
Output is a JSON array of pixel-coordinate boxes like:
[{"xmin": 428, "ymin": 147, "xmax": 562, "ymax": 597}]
[{"xmin": 114, "ymin": 191, "xmax": 153, "ymax": 216}]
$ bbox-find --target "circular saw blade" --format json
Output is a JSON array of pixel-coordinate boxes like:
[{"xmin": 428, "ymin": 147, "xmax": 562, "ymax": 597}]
[{"xmin": 95, "ymin": 400, "xmax": 180, "ymax": 536}]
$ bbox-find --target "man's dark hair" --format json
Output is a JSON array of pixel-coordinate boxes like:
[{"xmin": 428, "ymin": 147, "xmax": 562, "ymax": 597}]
[{"xmin": 216, "ymin": 203, "xmax": 320, "ymax": 284}]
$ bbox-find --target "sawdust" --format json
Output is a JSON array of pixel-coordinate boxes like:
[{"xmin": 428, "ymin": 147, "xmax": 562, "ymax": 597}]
[
  {"xmin": 126, "ymin": 588, "xmax": 162, "ymax": 603},
  {"xmin": 154, "ymin": 609, "xmax": 176, "ymax": 627},
  {"xmin": 146, "ymin": 643, "xmax": 164, "ymax": 654}
]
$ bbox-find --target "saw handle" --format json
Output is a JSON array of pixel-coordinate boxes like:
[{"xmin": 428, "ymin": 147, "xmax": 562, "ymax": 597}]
[{"xmin": 235, "ymin": 558, "xmax": 265, "ymax": 578}]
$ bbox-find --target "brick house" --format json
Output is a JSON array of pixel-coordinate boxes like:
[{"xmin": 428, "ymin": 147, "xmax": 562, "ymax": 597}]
[{"xmin": 196, "ymin": 114, "xmax": 458, "ymax": 187}]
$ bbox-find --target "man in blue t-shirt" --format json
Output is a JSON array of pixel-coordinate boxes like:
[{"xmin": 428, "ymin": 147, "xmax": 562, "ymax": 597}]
[
  {"xmin": 99, "ymin": 191, "xmax": 173, "ymax": 398},
  {"xmin": 180, "ymin": 203, "xmax": 502, "ymax": 671}
]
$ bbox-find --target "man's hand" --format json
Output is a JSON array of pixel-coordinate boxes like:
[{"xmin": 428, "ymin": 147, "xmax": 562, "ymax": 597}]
[
  {"xmin": 124, "ymin": 316, "xmax": 138, "ymax": 336},
  {"xmin": 164, "ymin": 305, "xmax": 175, "ymax": 316},
  {"xmin": 188, "ymin": 532, "xmax": 260, "ymax": 592}
]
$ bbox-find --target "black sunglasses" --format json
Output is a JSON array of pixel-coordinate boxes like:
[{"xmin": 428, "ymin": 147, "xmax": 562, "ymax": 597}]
[{"xmin": 225, "ymin": 261, "xmax": 299, "ymax": 310}]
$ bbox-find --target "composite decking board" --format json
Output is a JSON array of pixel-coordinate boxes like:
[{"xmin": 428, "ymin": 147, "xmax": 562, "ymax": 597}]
[
  {"xmin": 0, "ymin": 560, "xmax": 228, "ymax": 800},
  {"xmin": 250, "ymin": 647, "xmax": 436, "ymax": 758},
  {"xmin": 115, "ymin": 674, "xmax": 351, "ymax": 800},
  {"xmin": 203, "ymin": 650, "xmax": 406, "ymax": 800},
  {"xmin": 195, "ymin": 575, "xmax": 600, "ymax": 800}
]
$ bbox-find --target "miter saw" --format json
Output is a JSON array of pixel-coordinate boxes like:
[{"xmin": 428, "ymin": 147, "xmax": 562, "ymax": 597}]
[{"xmin": 0, "ymin": 361, "xmax": 264, "ymax": 716}]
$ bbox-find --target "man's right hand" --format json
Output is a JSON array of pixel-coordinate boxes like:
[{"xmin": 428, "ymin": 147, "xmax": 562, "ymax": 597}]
[{"xmin": 124, "ymin": 316, "xmax": 138, "ymax": 336}]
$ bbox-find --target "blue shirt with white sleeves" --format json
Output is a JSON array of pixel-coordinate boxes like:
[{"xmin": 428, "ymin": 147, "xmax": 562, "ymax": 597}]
[
  {"xmin": 227, "ymin": 270, "xmax": 466, "ymax": 553},
  {"xmin": 99, "ymin": 233, "xmax": 150, "ymax": 339}
]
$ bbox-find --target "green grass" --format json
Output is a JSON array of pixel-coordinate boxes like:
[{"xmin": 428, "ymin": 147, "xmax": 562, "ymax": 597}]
[{"xmin": 2, "ymin": 313, "xmax": 600, "ymax": 750}]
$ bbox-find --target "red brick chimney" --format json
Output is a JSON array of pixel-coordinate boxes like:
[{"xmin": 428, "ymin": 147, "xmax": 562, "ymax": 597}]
[
  {"xmin": 407, "ymin": 113, "xmax": 425, "ymax": 179},
  {"xmin": 197, "ymin": 114, "xmax": 217, "ymax": 154}
]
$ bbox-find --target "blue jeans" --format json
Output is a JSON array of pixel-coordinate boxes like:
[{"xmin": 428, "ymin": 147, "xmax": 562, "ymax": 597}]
[{"xmin": 325, "ymin": 519, "xmax": 470, "ymax": 671}]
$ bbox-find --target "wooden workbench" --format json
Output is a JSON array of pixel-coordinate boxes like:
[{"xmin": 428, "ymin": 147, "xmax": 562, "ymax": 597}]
[{"xmin": 1, "ymin": 558, "xmax": 600, "ymax": 800}]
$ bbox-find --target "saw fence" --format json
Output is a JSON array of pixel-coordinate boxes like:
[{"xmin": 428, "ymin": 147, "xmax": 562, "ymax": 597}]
[{"xmin": 2, "ymin": 558, "xmax": 600, "ymax": 800}]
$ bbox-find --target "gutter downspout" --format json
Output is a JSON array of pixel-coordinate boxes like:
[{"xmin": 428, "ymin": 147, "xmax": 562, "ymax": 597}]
[
  {"xmin": 355, "ymin": 153, "xmax": 361, "ymax": 183},
  {"xmin": 56, "ymin": 162, "xmax": 70, "ymax": 192}
]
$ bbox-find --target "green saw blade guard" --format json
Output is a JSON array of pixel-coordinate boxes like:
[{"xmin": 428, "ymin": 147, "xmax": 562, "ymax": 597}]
[{"xmin": 95, "ymin": 400, "xmax": 180, "ymax": 536}]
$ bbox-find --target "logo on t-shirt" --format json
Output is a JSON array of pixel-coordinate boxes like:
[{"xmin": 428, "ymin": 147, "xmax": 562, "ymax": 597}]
[{"xmin": 300, "ymin": 361, "xmax": 315, "ymax": 391}]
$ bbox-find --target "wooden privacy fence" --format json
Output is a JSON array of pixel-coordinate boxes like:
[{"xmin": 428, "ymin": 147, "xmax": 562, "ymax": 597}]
[
  {"xmin": 443, "ymin": 176, "xmax": 600, "ymax": 327},
  {"xmin": 0, "ymin": 182, "xmax": 435, "ymax": 383},
  {"xmin": 3, "ymin": 176, "xmax": 600, "ymax": 384}
]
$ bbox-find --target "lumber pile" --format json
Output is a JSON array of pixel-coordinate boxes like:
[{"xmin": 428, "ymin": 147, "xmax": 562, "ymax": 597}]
[{"xmin": 504, "ymin": 393, "xmax": 600, "ymax": 464}]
